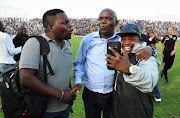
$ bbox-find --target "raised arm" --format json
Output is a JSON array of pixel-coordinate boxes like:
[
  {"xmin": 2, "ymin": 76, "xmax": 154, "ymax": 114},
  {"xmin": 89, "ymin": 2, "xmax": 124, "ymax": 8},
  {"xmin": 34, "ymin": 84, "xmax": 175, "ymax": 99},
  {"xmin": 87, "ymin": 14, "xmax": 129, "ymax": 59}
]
[
  {"xmin": 154, "ymin": 34, "xmax": 162, "ymax": 41},
  {"xmin": 105, "ymin": 47, "xmax": 160, "ymax": 93}
]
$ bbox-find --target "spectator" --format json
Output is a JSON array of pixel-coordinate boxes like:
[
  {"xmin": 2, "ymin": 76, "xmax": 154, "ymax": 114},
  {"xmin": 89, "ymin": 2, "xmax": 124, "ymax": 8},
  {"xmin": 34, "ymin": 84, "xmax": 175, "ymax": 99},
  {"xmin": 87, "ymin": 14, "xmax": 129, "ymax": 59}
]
[
  {"xmin": 141, "ymin": 27, "xmax": 162, "ymax": 103},
  {"xmin": 0, "ymin": 20, "xmax": 21, "ymax": 73},
  {"xmin": 0, "ymin": 20, "xmax": 21, "ymax": 111},
  {"xmin": 72, "ymin": 9, "xmax": 120, "ymax": 118},
  {"xmin": 106, "ymin": 23, "xmax": 160, "ymax": 118},
  {"xmin": 0, "ymin": 17, "xmax": 179, "ymax": 37},
  {"xmin": 141, "ymin": 27, "xmax": 162, "ymax": 48},
  {"xmin": 13, "ymin": 25, "xmax": 29, "ymax": 61},
  {"xmin": 19, "ymin": 9, "xmax": 76, "ymax": 118},
  {"xmin": 72, "ymin": 8, "xmax": 153, "ymax": 118}
]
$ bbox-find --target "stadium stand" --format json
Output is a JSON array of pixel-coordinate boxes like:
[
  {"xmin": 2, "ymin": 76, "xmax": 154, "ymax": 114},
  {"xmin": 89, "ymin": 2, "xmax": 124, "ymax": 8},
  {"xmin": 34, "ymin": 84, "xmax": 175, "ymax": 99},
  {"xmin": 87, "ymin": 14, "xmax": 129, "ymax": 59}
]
[{"xmin": 0, "ymin": 17, "xmax": 180, "ymax": 37}]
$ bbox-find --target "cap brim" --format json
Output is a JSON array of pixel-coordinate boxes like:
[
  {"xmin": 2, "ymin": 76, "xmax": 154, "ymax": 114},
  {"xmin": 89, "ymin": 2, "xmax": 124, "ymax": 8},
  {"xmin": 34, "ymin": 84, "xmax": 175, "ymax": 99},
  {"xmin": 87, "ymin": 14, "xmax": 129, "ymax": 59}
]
[{"xmin": 117, "ymin": 33, "xmax": 141, "ymax": 38}]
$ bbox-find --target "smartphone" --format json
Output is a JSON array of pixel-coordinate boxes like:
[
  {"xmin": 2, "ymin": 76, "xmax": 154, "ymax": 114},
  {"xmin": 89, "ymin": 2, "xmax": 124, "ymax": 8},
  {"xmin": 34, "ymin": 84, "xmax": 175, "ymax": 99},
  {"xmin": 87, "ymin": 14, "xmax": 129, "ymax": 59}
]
[{"xmin": 107, "ymin": 41, "xmax": 121, "ymax": 70}]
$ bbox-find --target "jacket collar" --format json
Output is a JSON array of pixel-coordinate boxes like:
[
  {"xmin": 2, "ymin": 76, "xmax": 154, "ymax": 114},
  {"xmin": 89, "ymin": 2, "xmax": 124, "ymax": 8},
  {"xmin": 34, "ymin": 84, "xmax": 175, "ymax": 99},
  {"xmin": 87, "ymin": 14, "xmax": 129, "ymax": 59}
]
[{"xmin": 93, "ymin": 31, "xmax": 119, "ymax": 40}]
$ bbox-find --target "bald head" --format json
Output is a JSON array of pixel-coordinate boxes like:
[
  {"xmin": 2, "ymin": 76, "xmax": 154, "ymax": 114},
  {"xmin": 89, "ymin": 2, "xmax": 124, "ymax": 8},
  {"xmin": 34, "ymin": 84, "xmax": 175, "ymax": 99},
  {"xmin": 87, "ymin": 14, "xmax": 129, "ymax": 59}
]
[
  {"xmin": 18, "ymin": 25, "xmax": 25, "ymax": 30},
  {"xmin": 18, "ymin": 25, "xmax": 26, "ymax": 36},
  {"xmin": 98, "ymin": 8, "xmax": 118, "ymax": 39},
  {"xmin": 99, "ymin": 8, "xmax": 117, "ymax": 21}
]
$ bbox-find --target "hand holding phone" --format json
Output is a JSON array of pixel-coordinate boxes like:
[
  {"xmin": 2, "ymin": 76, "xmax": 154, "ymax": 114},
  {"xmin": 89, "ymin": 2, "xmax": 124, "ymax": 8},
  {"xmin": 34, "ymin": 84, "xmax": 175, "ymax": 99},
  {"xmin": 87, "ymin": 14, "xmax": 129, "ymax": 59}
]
[{"xmin": 107, "ymin": 41, "xmax": 121, "ymax": 70}]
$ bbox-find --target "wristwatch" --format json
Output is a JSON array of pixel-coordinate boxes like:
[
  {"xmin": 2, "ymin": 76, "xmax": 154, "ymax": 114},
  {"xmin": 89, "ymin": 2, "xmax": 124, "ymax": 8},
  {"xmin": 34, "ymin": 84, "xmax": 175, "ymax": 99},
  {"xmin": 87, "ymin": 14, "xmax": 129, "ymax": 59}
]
[{"xmin": 129, "ymin": 65, "xmax": 134, "ymax": 74}]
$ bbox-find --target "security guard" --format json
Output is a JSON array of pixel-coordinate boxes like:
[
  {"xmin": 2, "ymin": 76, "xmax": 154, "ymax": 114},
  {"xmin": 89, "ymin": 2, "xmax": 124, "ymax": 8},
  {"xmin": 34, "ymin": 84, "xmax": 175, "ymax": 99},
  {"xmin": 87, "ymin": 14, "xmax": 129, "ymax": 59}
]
[{"xmin": 161, "ymin": 27, "xmax": 178, "ymax": 84}]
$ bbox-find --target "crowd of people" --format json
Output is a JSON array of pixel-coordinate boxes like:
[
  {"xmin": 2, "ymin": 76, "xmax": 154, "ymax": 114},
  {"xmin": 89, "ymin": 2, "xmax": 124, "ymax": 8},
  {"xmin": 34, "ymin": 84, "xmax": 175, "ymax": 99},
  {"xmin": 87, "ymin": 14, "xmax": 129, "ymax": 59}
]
[{"xmin": 0, "ymin": 17, "xmax": 180, "ymax": 37}]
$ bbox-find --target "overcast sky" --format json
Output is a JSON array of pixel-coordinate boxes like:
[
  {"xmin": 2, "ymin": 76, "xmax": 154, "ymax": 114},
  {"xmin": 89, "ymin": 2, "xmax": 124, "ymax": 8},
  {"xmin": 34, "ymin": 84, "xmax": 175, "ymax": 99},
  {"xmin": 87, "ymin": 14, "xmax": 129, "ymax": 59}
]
[{"xmin": 1, "ymin": 0, "xmax": 180, "ymax": 22}]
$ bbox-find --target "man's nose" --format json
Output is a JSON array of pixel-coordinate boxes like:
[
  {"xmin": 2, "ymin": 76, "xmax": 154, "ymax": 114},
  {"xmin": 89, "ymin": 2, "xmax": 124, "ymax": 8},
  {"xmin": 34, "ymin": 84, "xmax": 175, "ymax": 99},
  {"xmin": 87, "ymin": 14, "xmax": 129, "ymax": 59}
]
[
  {"xmin": 125, "ymin": 41, "xmax": 130, "ymax": 45},
  {"xmin": 101, "ymin": 18, "xmax": 107, "ymax": 24}
]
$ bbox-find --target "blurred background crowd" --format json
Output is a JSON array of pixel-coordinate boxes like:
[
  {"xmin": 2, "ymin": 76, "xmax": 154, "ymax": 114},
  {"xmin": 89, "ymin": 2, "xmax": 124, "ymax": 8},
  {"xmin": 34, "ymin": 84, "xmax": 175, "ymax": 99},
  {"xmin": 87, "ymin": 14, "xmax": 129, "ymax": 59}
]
[{"xmin": 1, "ymin": 17, "xmax": 180, "ymax": 38}]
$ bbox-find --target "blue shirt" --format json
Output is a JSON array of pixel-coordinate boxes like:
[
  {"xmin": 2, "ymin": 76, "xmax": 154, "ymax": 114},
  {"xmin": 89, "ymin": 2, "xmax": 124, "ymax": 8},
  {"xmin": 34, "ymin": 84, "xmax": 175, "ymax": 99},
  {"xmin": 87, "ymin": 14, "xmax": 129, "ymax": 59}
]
[{"xmin": 73, "ymin": 31, "xmax": 120, "ymax": 94}]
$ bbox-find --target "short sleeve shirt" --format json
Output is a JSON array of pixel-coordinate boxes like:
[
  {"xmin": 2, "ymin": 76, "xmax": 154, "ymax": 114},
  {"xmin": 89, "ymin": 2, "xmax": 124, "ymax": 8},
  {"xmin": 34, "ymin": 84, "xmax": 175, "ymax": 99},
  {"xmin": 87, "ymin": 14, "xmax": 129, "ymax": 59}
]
[
  {"xmin": 150, "ymin": 37, "xmax": 158, "ymax": 45},
  {"xmin": 141, "ymin": 34, "xmax": 150, "ymax": 46},
  {"xmin": 161, "ymin": 35, "xmax": 177, "ymax": 52},
  {"xmin": 19, "ymin": 33, "xmax": 73, "ymax": 112}
]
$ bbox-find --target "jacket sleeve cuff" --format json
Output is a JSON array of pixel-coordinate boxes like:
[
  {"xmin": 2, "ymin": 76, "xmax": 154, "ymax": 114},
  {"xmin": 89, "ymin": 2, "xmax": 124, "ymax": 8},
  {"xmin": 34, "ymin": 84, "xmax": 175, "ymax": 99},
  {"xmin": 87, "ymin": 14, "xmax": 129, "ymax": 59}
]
[{"xmin": 74, "ymin": 78, "xmax": 82, "ymax": 85}]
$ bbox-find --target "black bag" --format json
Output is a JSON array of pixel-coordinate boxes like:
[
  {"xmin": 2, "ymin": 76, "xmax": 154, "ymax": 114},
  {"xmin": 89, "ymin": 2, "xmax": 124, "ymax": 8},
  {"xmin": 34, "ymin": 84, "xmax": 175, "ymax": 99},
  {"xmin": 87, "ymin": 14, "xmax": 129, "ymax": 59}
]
[{"xmin": 0, "ymin": 36, "xmax": 54, "ymax": 118}]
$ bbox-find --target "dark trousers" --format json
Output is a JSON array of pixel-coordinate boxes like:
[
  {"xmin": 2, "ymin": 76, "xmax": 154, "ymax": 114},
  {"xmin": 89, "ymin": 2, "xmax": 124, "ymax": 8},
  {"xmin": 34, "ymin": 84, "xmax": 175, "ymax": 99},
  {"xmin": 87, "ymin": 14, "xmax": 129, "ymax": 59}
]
[
  {"xmin": 82, "ymin": 87, "xmax": 112, "ymax": 118},
  {"xmin": 162, "ymin": 51, "xmax": 175, "ymax": 81},
  {"xmin": 43, "ymin": 107, "xmax": 70, "ymax": 118}
]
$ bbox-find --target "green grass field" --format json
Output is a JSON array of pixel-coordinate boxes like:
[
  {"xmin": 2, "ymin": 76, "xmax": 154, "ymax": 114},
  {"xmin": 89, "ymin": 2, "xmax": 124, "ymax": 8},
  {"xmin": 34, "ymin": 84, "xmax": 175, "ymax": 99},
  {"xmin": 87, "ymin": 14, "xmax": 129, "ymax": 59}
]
[{"xmin": 0, "ymin": 38, "xmax": 179, "ymax": 118}]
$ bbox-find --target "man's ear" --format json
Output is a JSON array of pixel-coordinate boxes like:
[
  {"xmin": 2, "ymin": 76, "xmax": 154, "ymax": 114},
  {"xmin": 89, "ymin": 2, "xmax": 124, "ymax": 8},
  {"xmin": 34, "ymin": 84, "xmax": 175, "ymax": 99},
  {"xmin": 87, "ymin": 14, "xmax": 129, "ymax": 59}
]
[
  {"xmin": 48, "ymin": 24, "xmax": 53, "ymax": 31},
  {"xmin": 48, "ymin": 24, "xmax": 54, "ymax": 31}
]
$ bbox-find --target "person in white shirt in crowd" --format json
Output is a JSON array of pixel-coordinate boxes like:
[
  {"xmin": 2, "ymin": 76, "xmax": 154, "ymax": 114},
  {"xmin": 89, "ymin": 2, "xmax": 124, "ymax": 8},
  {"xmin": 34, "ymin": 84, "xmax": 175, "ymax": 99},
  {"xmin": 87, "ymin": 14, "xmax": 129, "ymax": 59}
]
[
  {"xmin": 0, "ymin": 20, "xmax": 21, "ymax": 75},
  {"xmin": 0, "ymin": 20, "xmax": 21, "ymax": 111}
]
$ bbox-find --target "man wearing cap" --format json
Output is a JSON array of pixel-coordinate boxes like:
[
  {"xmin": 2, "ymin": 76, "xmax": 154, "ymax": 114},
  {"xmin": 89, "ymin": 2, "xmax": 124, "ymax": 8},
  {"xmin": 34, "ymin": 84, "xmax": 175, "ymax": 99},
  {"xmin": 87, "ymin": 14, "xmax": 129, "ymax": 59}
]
[{"xmin": 106, "ymin": 24, "xmax": 160, "ymax": 118}]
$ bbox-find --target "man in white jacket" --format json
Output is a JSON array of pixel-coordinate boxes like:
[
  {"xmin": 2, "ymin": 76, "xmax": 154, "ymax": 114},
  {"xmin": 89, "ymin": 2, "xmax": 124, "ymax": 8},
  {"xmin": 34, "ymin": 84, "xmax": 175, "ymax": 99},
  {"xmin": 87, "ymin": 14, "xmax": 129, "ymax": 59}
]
[
  {"xmin": 106, "ymin": 23, "xmax": 160, "ymax": 118},
  {"xmin": 0, "ymin": 20, "xmax": 21, "ymax": 111}
]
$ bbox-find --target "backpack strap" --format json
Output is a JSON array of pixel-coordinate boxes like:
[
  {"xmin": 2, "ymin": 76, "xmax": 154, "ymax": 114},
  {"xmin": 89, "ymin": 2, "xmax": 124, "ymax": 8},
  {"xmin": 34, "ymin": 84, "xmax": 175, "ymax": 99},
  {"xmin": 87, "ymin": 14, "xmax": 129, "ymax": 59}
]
[{"xmin": 30, "ymin": 35, "xmax": 54, "ymax": 83}]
